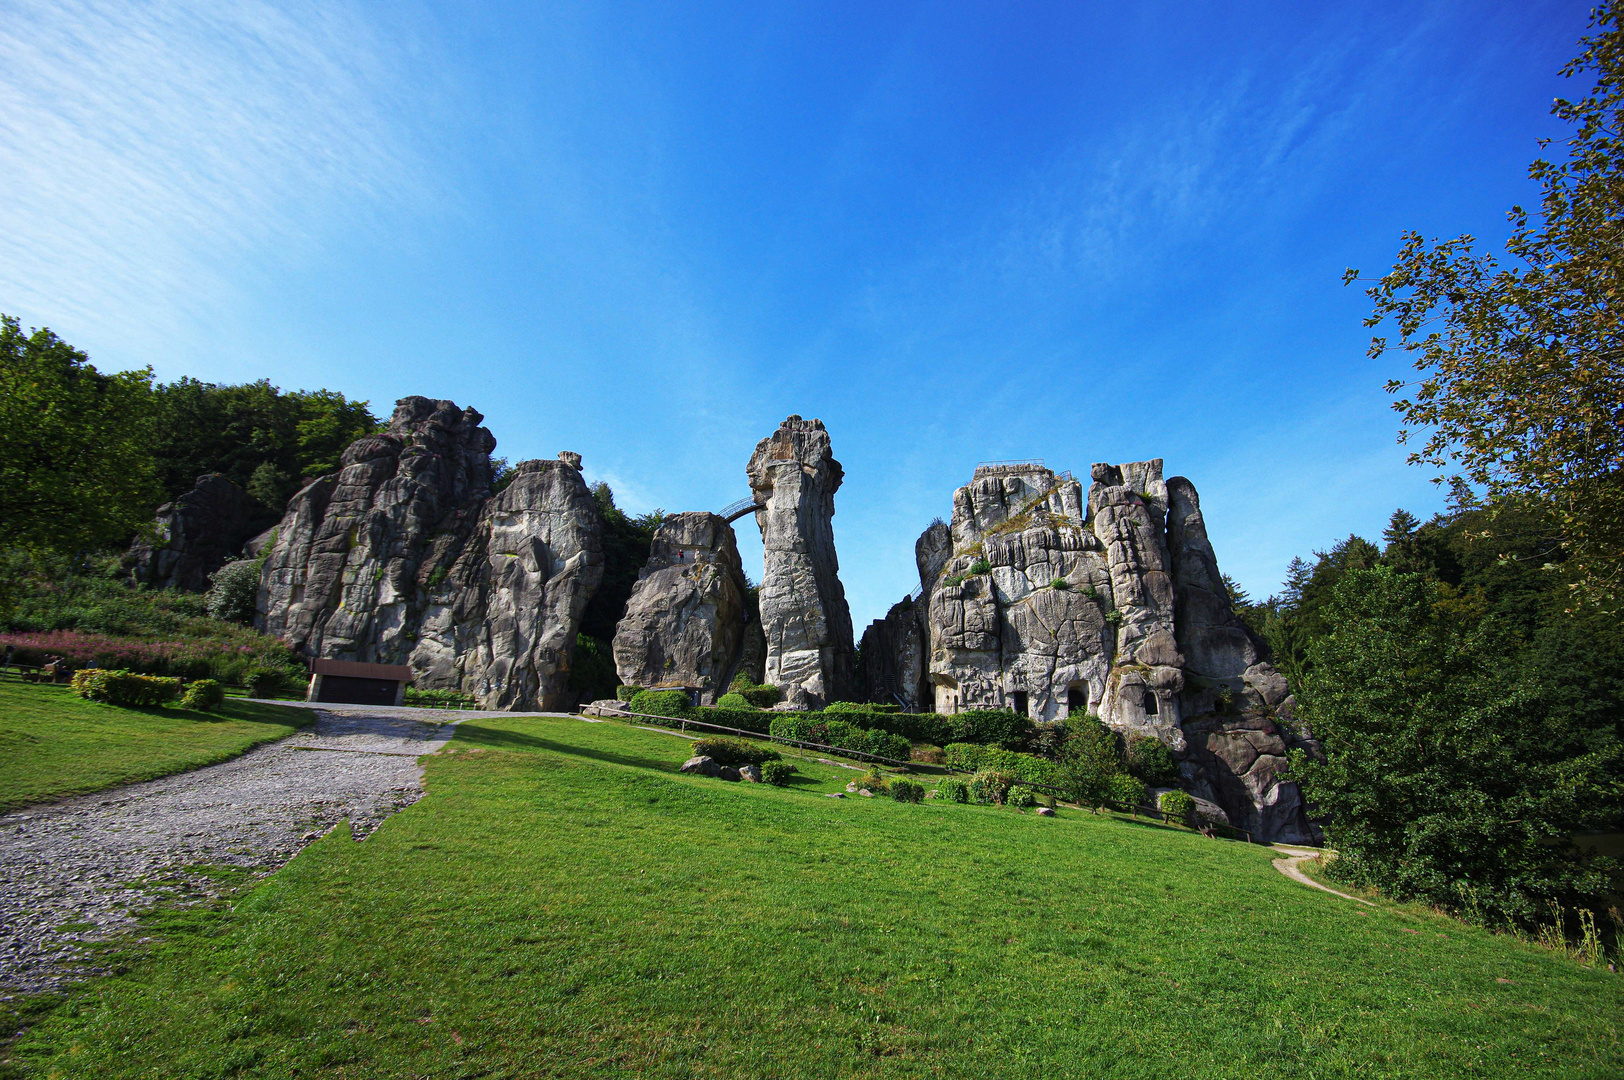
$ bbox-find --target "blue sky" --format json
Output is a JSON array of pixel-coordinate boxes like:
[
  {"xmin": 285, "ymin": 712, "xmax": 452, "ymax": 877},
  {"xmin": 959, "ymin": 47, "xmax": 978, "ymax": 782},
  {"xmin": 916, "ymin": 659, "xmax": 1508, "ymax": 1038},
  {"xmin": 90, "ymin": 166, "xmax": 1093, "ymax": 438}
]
[{"xmin": 0, "ymin": 0, "xmax": 1596, "ymax": 630}]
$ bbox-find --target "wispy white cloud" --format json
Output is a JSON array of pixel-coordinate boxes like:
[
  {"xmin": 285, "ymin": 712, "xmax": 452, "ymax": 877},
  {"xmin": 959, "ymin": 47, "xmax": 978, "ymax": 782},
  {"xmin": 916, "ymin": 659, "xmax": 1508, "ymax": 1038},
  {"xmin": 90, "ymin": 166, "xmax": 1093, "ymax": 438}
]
[{"xmin": 0, "ymin": 0, "xmax": 430, "ymax": 368}]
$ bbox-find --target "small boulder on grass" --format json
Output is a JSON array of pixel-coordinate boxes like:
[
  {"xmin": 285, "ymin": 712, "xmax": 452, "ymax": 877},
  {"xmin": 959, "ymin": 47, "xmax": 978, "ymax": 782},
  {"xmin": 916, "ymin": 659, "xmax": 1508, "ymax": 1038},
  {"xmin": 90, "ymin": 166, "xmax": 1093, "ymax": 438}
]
[
  {"xmin": 680, "ymin": 755, "xmax": 720, "ymax": 777},
  {"xmin": 738, "ymin": 764, "xmax": 762, "ymax": 783}
]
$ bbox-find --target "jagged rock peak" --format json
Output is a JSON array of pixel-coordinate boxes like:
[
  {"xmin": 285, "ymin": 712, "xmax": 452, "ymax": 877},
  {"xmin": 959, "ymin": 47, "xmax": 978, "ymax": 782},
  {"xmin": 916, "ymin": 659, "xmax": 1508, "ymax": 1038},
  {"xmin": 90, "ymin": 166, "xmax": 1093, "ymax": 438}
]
[
  {"xmin": 745, "ymin": 415, "xmax": 855, "ymax": 710},
  {"xmin": 611, "ymin": 511, "xmax": 756, "ymax": 703},
  {"xmin": 127, "ymin": 473, "xmax": 262, "ymax": 593}
]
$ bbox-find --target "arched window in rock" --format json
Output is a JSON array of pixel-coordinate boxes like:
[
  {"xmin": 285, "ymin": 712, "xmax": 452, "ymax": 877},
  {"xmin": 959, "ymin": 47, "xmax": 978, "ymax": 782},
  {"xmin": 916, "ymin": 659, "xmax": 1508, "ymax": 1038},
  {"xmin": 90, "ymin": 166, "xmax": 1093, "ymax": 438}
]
[
  {"xmin": 1066, "ymin": 684, "xmax": 1087, "ymax": 715},
  {"xmin": 1142, "ymin": 689, "xmax": 1158, "ymax": 716}
]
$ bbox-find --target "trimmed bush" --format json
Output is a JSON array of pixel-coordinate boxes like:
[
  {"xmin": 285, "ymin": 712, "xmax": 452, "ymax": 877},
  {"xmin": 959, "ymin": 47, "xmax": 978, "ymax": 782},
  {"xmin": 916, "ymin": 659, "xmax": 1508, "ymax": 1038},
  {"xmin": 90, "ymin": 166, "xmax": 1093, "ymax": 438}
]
[
  {"xmin": 245, "ymin": 667, "xmax": 287, "ymax": 698},
  {"xmin": 628, "ymin": 689, "xmax": 691, "ymax": 720},
  {"xmin": 736, "ymin": 682, "xmax": 783, "ymax": 709},
  {"xmin": 1124, "ymin": 735, "xmax": 1180, "ymax": 786},
  {"xmin": 857, "ymin": 769, "xmax": 891, "ymax": 794},
  {"xmin": 691, "ymin": 736, "xmax": 781, "ymax": 766},
  {"xmin": 767, "ymin": 716, "xmax": 911, "ymax": 762},
  {"xmin": 179, "ymin": 678, "xmax": 225, "ymax": 712},
  {"xmin": 935, "ymin": 777, "xmax": 970, "ymax": 803},
  {"xmin": 1158, "ymin": 790, "xmax": 1197, "ymax": 827},
  {"xmin": 716, "ymin": 692, "xmax": 754, "ymax": 709},
  {"xmin": 943, "ymin": 742, "xmax": 986, "ymax": 771},
  {"xmin": 945, "ymin": 744, "xmax": 1059, "ymax": 787},
  {"xmin": 70, "ymin": 669, "xmax": 182, "ymax": 707},
  {"xmin": 692, "ymin": 707, "xmax": 774, "ymax": 735},
  {"xmin": 760, "ymin": 761, "xmax": 797, "ymax": 786},
  {"xmin": 890, "ymin": 779, "xmax": 925, "ymax": 803},
  {"xmin": 616, "ymin": 685, "xmax": 643, "ymax": 702},
  {"xmin": 1108, "ymin": 773, "xmax": 1148, "ymax": 810},
  {"xmin": 821, "ymin": 701, "xmax": 873, "ymax": 715}
]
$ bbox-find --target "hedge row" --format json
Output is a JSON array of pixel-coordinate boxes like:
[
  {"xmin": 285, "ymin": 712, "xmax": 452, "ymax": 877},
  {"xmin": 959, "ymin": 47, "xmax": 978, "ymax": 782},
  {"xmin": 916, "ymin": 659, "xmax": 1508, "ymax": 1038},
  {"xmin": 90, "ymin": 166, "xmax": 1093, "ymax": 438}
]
[
  {"xmin": 70, "ymin": 668, "xmax": 182, "ymax": 707},
  {"xmin": 941, "ymin": 743, "xmax": 1062, "ymax": 786},
  {"xmin": 766, "ymin": 716, "xmax": 912, "ymax": 762}
]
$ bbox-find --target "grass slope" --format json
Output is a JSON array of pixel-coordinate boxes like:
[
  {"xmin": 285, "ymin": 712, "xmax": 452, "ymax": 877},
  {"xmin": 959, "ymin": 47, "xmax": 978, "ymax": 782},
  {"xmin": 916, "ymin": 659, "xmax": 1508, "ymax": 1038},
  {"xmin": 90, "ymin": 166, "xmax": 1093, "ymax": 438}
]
[
  {"xmin": 0, "ymin": 681, "xmax": 312, "ymax": 813},
  {"xmin": 11, "ymin": 715, "xmax": 1622, "ymax": 1079}
]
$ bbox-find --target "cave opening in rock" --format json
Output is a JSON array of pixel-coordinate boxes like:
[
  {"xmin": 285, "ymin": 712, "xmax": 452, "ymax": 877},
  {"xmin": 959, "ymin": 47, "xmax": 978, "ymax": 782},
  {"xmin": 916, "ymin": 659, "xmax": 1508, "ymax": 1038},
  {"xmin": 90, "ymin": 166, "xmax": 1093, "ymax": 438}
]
[
  {"xmin": 1143, "ymin": 689, "xmax": 1158, "ymax": 715},
  {"xmin": 1011, "ymin": 689, "xmax": 1029, "ymax": 716}
]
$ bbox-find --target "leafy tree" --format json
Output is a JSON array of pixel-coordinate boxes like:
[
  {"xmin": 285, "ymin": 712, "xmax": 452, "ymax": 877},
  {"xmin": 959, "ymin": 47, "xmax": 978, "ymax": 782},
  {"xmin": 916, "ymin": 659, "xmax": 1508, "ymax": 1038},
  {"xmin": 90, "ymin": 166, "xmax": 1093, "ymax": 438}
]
[
  {"xmin": 1350, "ymin": 6, "xmax": 1624, "ymax": 603},
  {"xmin": 1055, "ymin": 715, "xmax": 1126, "ymax": 808},
  {"xmin": 579, "ymin": 481, "xmax": 664, "ymax": 642},
  {"xmin": 150, "ymin": 377, "xmax": 378, "ymax": 500},
  {"xmin": 0, "ymin": 316, "xmax": 159, "ymax": 561},
  {"xmin": 1291, "ymin": 566, "xmax": 1621, "ymax": 926}
]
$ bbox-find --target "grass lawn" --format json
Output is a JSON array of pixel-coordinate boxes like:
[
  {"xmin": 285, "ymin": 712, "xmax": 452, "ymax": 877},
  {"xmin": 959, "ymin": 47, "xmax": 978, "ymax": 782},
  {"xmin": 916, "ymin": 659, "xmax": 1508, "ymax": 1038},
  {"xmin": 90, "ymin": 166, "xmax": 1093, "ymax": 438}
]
[
  {"xmin": 0, "ymin": 679, "xmax": 313, "ymax": 813},
  {"xmin": 8, "ymin": 714, "xmax": 1621, "ymax": 1078}
]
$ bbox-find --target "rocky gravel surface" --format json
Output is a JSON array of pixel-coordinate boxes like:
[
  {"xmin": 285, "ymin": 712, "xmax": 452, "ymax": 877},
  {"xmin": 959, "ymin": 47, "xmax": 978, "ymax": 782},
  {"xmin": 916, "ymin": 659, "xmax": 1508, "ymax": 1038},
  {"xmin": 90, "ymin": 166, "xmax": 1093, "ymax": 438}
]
[{"xmin": 0, "ymin": 703, "xmax": 473, "ymax": 996}]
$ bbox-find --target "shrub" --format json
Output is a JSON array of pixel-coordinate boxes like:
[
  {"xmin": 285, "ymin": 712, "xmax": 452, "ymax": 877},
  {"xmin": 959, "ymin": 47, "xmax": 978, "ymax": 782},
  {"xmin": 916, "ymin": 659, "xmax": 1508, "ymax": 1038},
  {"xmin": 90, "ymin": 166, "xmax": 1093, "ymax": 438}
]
[
  {"xmin": 70, "ymin": 668, "xmax": 181, "ymax": 707},
  {"xmin": 1007, "ymin": 785, "xmax": 1037, "ymax": 808},
  {"xmin": 935, "ymin": 777, "xmax": 970, "ymax": 803},
  {"xmin": 1158, "ymin": 790, "xmax": 1197, "ymax": 826},
  {"xmin": 616, "ymin": 685, "xmax": 643, "ymax": 702},
  {"xmin": 949, "ymin": 708, "xmax": 1031, "ymax": 749},
  {"xmin": 968, "ymin": 769, "xmax": 1016, "ymax": 805},
  {"xmin": 968, "ymin": 559, "xmax": 992, "ymax": 575},
  {"xmin": 910, "ymin": 745, "xmax": 945, "ymax": 765},
  {"xmin": 1108, "ymin": 773, "xmax": 1148, "ymax": 809},
  {"xmin": 205, "ymin": 559, "xmax": 261, "ymax": 625},
  {"xmin": 760, "ymin": 761, "xmax": 797, "ymax": 786},
  {"xmin": 245, "ymin": 667, "xmax": 287, "ymax": 698},
  {"xmin": 404, "ymin": 686, "xmax": 480, "ymax": 709},
  {"xmin": 943, "ymin": 742, "xmax": 986, "ymax": 771},
  {"xmin": 716, "ymin": 692, "xmax": 754, "ymax": 709},
  {"xmin": 767, "ymin": 716, "xmax": 911, "ymax": 762},
  {"xmin": 628, "ymin": 689, "xmax": 691, "ymax": 720},
  {"xmin": 1056, "ymin": 716, "xmax": 1123, "ymax": 807},
  {"xmin": 1050, "ymin": 577, "xmax": 1070, "ymax": 590},
  {"xmin": 179, "ymin": 678, "xmax": 225, "ymax": 711},
  {"xmin": 691, "ymin": 736, "xmax": 781, "ymax": 766},
  {"xmin": 738, "ymin": 683, "xmax": 783, "ymax": 708},
  {"xmin": 857, "ymin": 769, "xmax": 891, "ymax": 794},
  {"xmin": 890, "ymin": 779, "xmax": 925, "ymax": 803},
  {"xmin": 1123, "ymin": 735, "xmax": 1180, "ymax": 786}
]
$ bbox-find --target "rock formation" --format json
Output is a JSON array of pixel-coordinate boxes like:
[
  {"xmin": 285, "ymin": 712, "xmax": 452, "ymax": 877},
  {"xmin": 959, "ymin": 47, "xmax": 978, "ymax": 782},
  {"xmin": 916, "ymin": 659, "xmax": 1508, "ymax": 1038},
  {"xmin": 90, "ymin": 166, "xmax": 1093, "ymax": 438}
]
[
  {"xmin": 876, "ymin": 458, "xmax": 1317, "ymax": 843},
  {"xmin": 611, "ymin": 511, "xmax": 756, "ymax": 703},
  {"xmin": 745, "ymin": 416, "xmax": 855, "ymax": 709},
  {"xmin": 256, "ymin": 397, "xmax": 604, "ymax": 711},
  {"xmin": 127, "ymin": 474, "xmax": 263, "ymax": 592},
  {"xmin": 857, "ymin": 598, "xmax": 925, "ymax": 710}
]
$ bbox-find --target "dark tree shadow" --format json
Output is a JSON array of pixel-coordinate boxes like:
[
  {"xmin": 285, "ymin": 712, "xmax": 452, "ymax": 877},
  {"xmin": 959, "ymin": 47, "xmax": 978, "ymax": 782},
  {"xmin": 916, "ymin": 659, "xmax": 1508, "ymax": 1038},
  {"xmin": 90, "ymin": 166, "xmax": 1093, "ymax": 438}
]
[{"xmin": 452, "ymin": 723, "xmax": 680, "ymax": 774}]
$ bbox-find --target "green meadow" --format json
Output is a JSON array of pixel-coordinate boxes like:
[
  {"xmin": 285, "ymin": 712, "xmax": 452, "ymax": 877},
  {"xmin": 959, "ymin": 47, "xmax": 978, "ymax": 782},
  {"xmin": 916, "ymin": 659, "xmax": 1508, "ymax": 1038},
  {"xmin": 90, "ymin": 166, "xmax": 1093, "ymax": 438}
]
[
  {"xmin": 0, "ymin": 680, "xmax": 311, "ymax": 813},
  {"xmin": 7, "ymin": 712, "xmax": 1621, "ymax": 1079}
]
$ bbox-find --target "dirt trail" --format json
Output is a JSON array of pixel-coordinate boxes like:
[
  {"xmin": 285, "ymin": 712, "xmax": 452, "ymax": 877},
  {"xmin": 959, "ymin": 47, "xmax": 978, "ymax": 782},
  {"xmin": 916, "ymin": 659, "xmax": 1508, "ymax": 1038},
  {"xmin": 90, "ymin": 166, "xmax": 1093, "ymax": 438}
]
[
  {"xmin": 1270, "ymin": 846, "xmax": 1375, "ymax": 906},
  {"xmin": 0, "ymin": 704, "xmax": 471, "ymax": 995}
]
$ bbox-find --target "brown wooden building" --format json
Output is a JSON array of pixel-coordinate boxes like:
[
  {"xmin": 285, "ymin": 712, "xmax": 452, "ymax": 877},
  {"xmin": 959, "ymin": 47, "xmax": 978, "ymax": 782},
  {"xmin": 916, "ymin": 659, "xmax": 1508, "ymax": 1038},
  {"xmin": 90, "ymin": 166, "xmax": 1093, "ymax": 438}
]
[{"xmin": 306, "ymin": 659, "xmax": 413, "ymax": 706}]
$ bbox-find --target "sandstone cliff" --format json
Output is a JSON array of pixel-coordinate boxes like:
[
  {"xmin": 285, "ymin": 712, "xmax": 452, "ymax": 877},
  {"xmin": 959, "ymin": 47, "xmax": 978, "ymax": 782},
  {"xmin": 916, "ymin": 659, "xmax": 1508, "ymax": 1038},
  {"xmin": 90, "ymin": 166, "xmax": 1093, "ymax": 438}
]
[
  {"xmin": 611, "ymin": 511, "xmax": 753, "ymax": 703},
  {"xmin": 256, "ymin": 397, "xmax": 603, "ymax": 711},
  {"xmin": 890, "ymin": 458, "xmax": 1316, "ymax": 842},
  {"xmin": 745, "ymin": 416, "xmax": 855, "ymax": 709},
  {"xmin": 127, "ymin": 473, "xmax": 262, "ymax": 592}
]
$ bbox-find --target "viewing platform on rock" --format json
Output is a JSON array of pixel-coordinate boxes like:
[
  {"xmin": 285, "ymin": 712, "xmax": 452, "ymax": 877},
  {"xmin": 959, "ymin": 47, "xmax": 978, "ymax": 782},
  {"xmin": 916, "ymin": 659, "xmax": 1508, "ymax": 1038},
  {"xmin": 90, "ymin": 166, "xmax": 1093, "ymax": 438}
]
[
  {"xmin": 972, "ymin": 458, "xmax": 1052, "ymax": 479},
  {"xmin": 717, "ymin": 496, "xmax": 763, "ymax": 524}
]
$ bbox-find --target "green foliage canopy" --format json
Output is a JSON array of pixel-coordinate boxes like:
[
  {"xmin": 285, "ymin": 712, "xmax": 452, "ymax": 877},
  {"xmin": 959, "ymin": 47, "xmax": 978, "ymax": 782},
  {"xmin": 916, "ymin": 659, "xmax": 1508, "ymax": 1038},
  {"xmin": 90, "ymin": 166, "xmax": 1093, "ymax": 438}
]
[
  {"xmin": 1352, "ymin": 6, "xmax": 1624, "ymax": 603},
  {"xmin": 0, "ymin": 316, "xmax": 160, "ymax": 560},
  {"xmin": 1292, "ymin": 566, "xmax": 1622, "ymax": 925}
]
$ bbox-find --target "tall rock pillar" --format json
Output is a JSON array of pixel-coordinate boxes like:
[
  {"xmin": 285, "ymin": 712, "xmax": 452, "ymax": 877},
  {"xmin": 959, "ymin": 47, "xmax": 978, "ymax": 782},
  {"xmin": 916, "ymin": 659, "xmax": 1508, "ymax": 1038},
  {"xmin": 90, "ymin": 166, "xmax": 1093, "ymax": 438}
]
[{"xmin": 746, "ymin": 416, "xmax": 855, "ymax": 709}]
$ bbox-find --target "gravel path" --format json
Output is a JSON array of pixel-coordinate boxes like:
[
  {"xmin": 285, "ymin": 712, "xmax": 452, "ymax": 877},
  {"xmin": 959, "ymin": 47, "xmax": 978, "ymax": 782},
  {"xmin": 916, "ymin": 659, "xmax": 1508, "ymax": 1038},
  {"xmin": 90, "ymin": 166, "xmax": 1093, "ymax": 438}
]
[
  {"xmin": 0, "ymin": 703, "xmax": 477, "ymax": 996},
  {"xmin": 1271, "ymin": 847, "xmax": 1375, "ymax": 906}
]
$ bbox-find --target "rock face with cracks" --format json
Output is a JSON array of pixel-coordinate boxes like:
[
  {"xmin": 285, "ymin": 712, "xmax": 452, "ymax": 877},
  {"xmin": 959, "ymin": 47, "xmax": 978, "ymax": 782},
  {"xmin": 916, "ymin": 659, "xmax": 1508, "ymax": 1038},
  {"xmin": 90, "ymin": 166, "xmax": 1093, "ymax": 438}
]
[
  {"xmin": 886, "ymin": 458, "xmax": 1317, "ymax": 843},
  {"xmin": 127, "ymin": 473, "xmax": 263, "ymax": 593},
  {"xmin": 256, "ymin": 397, "xmax": 604, "ymax": 711},
  {"xmin": 612, "ymin": 511, "xmax": 757, "ymax": 703},
  {"xmin": 745, "ymin": 416, "xmax": 856, "ymax": 710}
]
